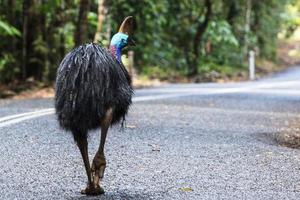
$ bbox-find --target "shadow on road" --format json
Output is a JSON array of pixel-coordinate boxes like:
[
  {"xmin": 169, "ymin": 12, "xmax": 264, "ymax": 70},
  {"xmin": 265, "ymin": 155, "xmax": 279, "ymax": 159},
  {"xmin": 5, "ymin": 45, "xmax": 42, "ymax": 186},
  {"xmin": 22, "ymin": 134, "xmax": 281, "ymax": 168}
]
[
  {"xmin": 67, "ymin": 190, "xmax": 165, "ymax": 200},
  {"xmin": 256, "ymin": 118, "xmax": 300, "ymax": 149}
]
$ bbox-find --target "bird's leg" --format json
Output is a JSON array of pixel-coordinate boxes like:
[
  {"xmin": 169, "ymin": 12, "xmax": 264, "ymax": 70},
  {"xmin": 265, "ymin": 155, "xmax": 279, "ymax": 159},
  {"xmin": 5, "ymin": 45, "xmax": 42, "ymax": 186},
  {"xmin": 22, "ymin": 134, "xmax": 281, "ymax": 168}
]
[
  {"xmin": 91, "ymin": 108, "xmax": 113, "ymax": 192},
  {"xmin": 74, "ymin": 134, "xmax": 101, "ymax": 195}
]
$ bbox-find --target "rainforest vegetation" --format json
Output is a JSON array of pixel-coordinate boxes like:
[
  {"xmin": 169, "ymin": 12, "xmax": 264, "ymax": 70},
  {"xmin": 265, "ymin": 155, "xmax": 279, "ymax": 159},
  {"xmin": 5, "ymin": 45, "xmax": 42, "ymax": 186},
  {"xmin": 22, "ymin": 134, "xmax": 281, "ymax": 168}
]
[{"xmin": 0, "ymin": 0, "xmax": 299, "ymax": 84}]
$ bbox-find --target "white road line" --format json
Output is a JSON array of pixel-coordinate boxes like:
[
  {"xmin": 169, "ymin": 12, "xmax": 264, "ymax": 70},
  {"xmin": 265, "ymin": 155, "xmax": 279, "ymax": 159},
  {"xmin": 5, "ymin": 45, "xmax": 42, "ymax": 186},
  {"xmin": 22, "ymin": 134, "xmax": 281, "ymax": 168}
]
[
  {"xmin": 0, "ymin": 94, "xmax": 193, "ymax": 127},
  {"xmin": 132, "ymin": 93, "xmax": 195, "ymax": 101},
  {"xmin": 0, "ymin": 110, "xmax": 55, "ymax": 128},
  {"xmin": 240, "ymin": 89, "xmax": 300, "ymax": 97},
  {"xmin": 199, "ymin": 107, "xmax": 300, "ymax": 118},
  {"xmin": 136, "ymin": 81, "xmax": 300, "ymax": 93},
  {"xmin": 0, "ymin": 93, "xmax": 198, "ymax": 127},
  {"xmin": 0, "ymin": 108, "xmax": 54, "ymax": 123},
  {"xmin": 0, "ymin": 80, "xmax": 299, "ymax": 128}
]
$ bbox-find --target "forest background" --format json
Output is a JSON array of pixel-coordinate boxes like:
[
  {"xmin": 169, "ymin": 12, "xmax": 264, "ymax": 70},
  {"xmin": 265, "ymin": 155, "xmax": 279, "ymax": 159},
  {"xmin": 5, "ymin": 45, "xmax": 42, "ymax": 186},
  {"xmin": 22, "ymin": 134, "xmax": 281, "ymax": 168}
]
[{"xmin": 0, "ymin": 0, "xmax": 300, "ymax": 97}]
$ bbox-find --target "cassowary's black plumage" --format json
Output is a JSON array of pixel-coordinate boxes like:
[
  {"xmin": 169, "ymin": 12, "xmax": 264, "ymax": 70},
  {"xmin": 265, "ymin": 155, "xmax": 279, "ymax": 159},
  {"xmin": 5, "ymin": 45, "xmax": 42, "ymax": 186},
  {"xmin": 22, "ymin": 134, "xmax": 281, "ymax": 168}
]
[
  {"xmin": 54, "ymin": 16, "xmax": 135, "ymax": 195},
  {"xmin": 55, "ymin": 43, "xmax": 133, "ymax": 138}
]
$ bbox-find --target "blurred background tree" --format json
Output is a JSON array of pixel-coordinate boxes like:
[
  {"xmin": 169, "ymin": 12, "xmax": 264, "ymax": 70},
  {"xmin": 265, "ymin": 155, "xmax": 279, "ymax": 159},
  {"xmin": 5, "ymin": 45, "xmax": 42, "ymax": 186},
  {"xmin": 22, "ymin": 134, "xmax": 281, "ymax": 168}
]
[{"xmin": 0, "ymin": 0, "xmax": 299, "ymax": 85}]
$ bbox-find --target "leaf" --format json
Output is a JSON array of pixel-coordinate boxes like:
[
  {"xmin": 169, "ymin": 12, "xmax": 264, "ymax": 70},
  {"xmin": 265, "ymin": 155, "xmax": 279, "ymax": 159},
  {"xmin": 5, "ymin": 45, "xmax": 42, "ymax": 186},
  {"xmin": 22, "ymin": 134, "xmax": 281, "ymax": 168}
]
[
  {"xmin": 0, "ymin": 20, "xmax": 21, "ymax": 37},
  {"xmin": 126, "ymin": 125, "xmax": 137, "ymax": 129},
  {"xmin": 179, "ymin": 187, "xmax": 194, "ymax": 192}
]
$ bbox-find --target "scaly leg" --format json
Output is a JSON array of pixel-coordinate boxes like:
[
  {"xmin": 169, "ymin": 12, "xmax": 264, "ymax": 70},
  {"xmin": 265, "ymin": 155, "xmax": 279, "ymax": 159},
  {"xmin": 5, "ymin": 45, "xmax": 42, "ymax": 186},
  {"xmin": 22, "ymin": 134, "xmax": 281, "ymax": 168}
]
[
  {"xmin": 91, "ymin": 108, "xmax": 113, "ymax": 193},
  {"xmin": 74, "ymin": 133, "xmax": 101, "ymax": 195}
]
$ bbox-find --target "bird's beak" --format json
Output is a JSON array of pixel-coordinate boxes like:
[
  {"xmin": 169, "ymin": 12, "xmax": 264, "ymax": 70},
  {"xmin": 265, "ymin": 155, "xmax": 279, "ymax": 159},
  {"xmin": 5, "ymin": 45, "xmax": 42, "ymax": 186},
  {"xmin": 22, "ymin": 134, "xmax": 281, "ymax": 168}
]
[{"xmin": 128, "ymin": 37, "xmax": 136, "ymax": 46}]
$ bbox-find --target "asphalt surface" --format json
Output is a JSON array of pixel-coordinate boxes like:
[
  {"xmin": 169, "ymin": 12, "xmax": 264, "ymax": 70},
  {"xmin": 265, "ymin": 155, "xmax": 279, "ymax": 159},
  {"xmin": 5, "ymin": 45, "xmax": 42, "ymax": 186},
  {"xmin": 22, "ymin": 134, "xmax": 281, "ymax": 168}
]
[{"xmin": 0, "ymin": 67, "xmax": 300, "ymax": 200}]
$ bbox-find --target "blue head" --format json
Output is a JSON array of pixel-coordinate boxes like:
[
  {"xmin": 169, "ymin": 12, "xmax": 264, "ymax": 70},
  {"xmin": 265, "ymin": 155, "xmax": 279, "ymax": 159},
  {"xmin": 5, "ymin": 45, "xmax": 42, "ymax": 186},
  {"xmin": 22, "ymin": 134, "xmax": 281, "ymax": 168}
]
[
  {"xmin": 110, "ymin": 32, "xmax": 130, "ymax": 49},
  {"xmin": 109, "ymin": 16, "xmax": 135, "ymax": 62}
]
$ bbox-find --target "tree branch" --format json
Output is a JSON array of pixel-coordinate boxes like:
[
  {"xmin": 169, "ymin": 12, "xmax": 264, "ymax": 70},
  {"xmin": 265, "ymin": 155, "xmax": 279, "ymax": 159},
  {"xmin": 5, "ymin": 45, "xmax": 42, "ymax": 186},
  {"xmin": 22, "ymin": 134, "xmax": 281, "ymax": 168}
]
[
  {"xmin": 74, "ymin": 0, "xmax": 90, "ymax": 46},
  {"xmin": 193, "ymin": 0, "xmax": 212, "ymax": 58}
]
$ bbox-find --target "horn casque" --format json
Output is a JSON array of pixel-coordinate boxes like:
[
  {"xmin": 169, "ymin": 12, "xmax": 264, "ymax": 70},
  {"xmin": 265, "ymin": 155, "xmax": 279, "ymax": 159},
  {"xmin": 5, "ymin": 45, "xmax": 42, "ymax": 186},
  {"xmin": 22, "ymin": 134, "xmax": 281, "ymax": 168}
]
[{"xmin": 118, "ymin": 16, "xmax": 134, "ymax": 35}]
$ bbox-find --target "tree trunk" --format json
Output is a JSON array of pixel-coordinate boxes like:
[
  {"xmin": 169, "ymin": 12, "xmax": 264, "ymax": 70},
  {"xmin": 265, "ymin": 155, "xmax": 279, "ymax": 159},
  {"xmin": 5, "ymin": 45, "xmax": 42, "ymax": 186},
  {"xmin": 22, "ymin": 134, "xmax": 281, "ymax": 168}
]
[
  {"xmin": 7, "ymin": 0, "xmax": 16, "ymax": 61},
  {"xmin": 22, "ymin": 0, "xmax": 45, "ymax": 80},
  {"xmin": 193, "ymin": 0, "xmax": 212, "ymax": 58},
  {"xmin": 243, "ymin": 0, "xmax": 252, "ymax": 58},
  {"xmin": 38, "ymin": 8, "xmax": 47, "ymax": 81},
  {"xmin": 7, "ymin": 0, "xmax": 16, "ymax": 27},
  {"xmin": 105, "ymin": 14, "xmax": 111, "ymax": 47},
  {"xmin": 227, "ymin": 0, "xmax": 238, "ymax": 26},
  {"xmin": 22, "ymin": 0, "xmax": 30, "ymax": 80},
  {"xmin": 187, "ymin": 0, "xmax": 212, "ymax": 76},
  {"xmin": 58, "ymin": 0, "xmax": 66, "ymax": 59},
  {"xmin": 74, "ymin": 0, "xmax": 90, "ymax": 46},
  {"xmin": 94, "ymin": 0, "xmax": 106, "ymax": 43}
]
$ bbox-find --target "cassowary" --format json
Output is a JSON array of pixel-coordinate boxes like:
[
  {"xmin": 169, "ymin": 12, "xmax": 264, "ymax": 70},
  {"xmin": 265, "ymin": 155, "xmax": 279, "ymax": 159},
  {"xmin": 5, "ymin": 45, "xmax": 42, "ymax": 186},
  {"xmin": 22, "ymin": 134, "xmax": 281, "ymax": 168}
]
[{"xmin": 55, "ymin": 16, "xmax": 134, "ymax": 195}]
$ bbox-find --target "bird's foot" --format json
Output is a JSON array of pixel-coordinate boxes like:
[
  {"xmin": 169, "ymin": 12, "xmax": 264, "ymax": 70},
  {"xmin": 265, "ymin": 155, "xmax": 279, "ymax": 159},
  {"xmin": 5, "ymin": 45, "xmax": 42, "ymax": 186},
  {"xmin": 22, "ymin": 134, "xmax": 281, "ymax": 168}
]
[
  {"xmin": 81, "ymin": 184, "xmax": 104, "ymax": 196},
  {"xmin": 91, "ymin": 153, "xmax": 106, "ymax": 185}
]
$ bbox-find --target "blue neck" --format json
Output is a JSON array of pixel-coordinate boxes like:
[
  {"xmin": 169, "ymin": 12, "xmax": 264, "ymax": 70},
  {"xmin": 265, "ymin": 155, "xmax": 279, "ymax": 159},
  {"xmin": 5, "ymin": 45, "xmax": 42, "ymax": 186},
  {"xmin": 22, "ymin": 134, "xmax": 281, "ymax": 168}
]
[{"xmin": 109, "ymin": 45, "xmax": 122, "ymax": 62}]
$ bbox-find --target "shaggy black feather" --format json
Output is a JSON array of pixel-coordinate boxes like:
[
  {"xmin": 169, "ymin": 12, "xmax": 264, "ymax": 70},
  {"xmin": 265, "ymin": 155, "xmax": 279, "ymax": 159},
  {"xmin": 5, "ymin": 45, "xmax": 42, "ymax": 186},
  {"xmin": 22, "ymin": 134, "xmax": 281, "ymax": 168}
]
[{"xmin": 55, "ymin": 43, "xmax": 133, "ymax": 138}]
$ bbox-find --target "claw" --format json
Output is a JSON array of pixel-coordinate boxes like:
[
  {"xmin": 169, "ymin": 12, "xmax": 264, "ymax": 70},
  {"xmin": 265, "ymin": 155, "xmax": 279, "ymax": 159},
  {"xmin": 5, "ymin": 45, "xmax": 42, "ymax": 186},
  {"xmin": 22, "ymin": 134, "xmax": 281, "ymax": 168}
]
[{"xmin": 81, "ymin": 184, "xmax": 104, "ymax": 196}]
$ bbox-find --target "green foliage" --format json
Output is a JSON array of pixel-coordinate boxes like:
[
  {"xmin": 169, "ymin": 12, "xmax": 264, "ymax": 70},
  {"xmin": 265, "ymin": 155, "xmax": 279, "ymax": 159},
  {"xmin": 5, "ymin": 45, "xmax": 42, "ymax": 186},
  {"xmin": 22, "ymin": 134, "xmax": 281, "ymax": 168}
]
[
  {"xmin": 0, "ymin": 0, "xmax": 297, "ymax": 84},
  {"xmin": 141, "ymin": 66, "xmax": 185, "ymax": 81},
  {"xmin": 280, "ymin": 3, "xmax": 300, "ymax": 38},
  {"xmin": 0, "ymin": 19, "xmax": 21, "ymax": 37},
  {"xmin": 203, "ymin": 20, "xmax": 242, "ymax": 67},
  {"xmin": 0, "ymin": 54, "xmax": 19, "ymax": 82},
  {"xmin": 206, "ymin": 20, "xmax": 239, "ymax": 46}
]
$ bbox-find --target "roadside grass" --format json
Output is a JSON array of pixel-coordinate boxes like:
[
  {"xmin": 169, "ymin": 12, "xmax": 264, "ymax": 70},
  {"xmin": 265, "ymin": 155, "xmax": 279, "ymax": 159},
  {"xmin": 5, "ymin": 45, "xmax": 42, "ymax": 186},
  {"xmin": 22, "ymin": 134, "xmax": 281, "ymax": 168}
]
[
  {"xmin": 140, "ymin": 63, "xmax": 249, "ymax": 83},
  {"xmin": 275, "ymin": 118, "xmax": 300, "ymax": 149},
  {"xmin": 278, "ymin": 27, "xmax": 300, "ymax": 66},
  {"xmin": 273, "ymin": 28, "xmax": 300, "ymax": 149},
  {"xmin": 1, "ymin": 28, "xmax": 299, "ymax": 100},
  {"xmin": 0, "ymin": 80, "xmax": 54, "ymax": 99}
]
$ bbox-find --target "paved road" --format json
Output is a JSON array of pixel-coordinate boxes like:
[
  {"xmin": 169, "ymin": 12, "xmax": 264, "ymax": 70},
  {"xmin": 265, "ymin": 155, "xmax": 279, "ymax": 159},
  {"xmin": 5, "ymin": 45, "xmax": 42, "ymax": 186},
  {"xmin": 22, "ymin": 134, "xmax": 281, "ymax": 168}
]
[{"xmin": 0, "ymin": 67, "xmax": 300, "ymax": 200}]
